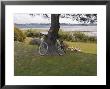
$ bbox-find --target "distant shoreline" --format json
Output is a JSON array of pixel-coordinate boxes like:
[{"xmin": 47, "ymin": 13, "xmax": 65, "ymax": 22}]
[
  {"xmin": 15, "ymin": 24, "xmax": 97, "ymax": 32},
  {"xmin": 19, "ymin": 25, "xmax": 97, "ymax": 32}
]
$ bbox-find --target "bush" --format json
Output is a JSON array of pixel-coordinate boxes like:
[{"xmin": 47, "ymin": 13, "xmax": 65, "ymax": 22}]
[
  {"xmin": 25, "ymin": 30, "xmax": 41, "ymax": 38},
  {"xmin": 73, "ymin": 32, "xmax": 86, "ymax": 41},
  {"xmin": 87, "ymin": 36, "xmax": 97, "ymax": 42},
  {"xmin": 59, "ymin": 31, "xmax": 96, "ymax": 43},
  {"xmin": 14, "ymin": 27, "xmax": 26, "ymax": 42}
]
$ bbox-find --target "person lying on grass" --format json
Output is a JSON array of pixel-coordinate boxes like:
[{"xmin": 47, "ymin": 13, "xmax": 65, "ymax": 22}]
[{"xmin": 67, "ymin": 47, "xmax": 81, "ymax": 52}]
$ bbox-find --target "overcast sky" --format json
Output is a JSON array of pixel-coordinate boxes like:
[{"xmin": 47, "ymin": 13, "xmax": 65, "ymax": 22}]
[{"xmin": 14, "ymin": 13, "xmax": 79, "ymax": 24}]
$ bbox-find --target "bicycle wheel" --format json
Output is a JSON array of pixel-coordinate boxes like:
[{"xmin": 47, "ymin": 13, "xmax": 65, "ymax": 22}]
[{"xmin": 39, "ymin": 42, "xmax": 48, "ymax": 55}]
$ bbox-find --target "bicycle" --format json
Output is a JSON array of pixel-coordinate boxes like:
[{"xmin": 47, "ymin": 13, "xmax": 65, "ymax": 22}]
[
  {"xmin": 55, "ymin": 40, "xmax": 65, "ymax": 55},
  {"xmin": 38, "ymin": 38, "xmax": 65, "ymax": 56},
  {"xmin": 38, "ymin": 35, "xmax": 48, "ymax": 56}
]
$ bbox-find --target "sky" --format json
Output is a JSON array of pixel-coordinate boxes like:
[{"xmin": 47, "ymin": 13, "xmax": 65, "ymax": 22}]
[{"xmin": 14, "ymin": 13, "xmax": 79, "ymax": 24}]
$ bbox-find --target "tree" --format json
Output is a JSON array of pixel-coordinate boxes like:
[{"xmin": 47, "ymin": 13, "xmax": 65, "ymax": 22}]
[
  {"xmin": 47, "ymin": 14, "xmax": 60, "ymax": 44},
  {"xmin": 29, "ymin": 13, "xmax": 97, "ymax": 24},
  {"xmin": 46, "ymin": 14, "xmax": 97, "ymax": 55},
  {"xmin": 46, "ymin": 14, "xmax": 60, "ymax": 55},
  {"xmin": 60, "ymin": 14, "xmax": 97, "ymax": 24},
  {"xmin": 28, "ymin": 13, "xmax": 97, "ymax": 55}
]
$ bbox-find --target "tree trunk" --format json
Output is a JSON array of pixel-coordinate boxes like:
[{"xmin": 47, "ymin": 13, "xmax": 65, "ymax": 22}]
[{"xmin": 47, "ymin": 14, "xmax": 60, "ymax": 55}]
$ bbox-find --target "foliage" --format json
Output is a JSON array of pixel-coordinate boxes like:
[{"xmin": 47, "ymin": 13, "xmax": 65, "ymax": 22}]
[
  {"xmin": 25, "ymin": 29, "xmax": 41, "ymax": 38},
  {"xmin": 20, "ymin": 29, "xmax": 96, "ymax": 43},
  {"xmin": 14, "ymin": 27, "xmax": 26, "ymax": 42},
  {"xmin": 29, "ymin": 14, "xmax": 97, "ymax": 24},
  {"xmin": 59, "ymin": 31, "xmax": 97, "ymax": 43}
]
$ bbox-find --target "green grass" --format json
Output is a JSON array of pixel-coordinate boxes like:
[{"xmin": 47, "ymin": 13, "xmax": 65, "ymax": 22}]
[{"xmin": 14, "ymin": 41, "xmax": 97, "ymax": 76}]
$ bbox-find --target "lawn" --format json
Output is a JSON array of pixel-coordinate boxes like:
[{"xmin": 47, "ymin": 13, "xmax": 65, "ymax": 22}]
[{"xmin": 14, "ymin": 41, "xmax": 97, "ymax": 76}]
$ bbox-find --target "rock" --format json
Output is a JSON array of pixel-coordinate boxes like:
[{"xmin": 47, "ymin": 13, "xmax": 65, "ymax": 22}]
[{"xmin": 30, "ymin": 38, "xmax": 41, "ymax": 45}]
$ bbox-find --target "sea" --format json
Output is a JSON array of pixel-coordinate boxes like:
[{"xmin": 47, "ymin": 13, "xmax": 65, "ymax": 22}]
[{"xmin": 15, "ymin": 24, "xmax": 97, "ymax": 37}]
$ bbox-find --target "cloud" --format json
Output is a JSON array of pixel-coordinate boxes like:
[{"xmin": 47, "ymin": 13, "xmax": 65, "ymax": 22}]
[
  {"xmin": 14, "ymin": 13, "xmax": 51, "ymax": 24},
  {"xmin": 14, "ymin": 13, "xmax": 78, "ymax": 24}
]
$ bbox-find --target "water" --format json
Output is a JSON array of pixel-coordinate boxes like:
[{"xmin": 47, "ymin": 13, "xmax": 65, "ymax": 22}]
[
  {"xmin": 60, "ymin": 26, "xmax": 96, "ymax": 32},
  {"xmin": 15, "ymin": 24, "xmax": 97, "ymax": 37}
]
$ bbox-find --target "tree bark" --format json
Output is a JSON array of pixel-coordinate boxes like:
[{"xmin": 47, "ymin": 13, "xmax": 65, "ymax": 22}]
[{"xmin": 46, "ymin": 14, "xmax": 60, "ymax": 55}]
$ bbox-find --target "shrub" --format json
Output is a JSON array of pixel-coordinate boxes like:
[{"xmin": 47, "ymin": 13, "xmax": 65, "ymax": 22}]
[
  {"xmin": 14, "ymin": 27, "xmax": 26, "ymax": 42},
  {"xmin": 73, "ymin": 32, "xmax": 86, "ymax": 41},
  {"xmin": 59, "ymin": 31, "xmax": 97, "ymax": 43},
  {"xmin": 87, "ymin": 36, "xmax": 97, "ymax": 42},
  {"xmin": 25, "ymin": 30, "xmax": 41, "ymax": 38}
]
